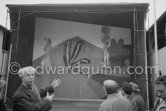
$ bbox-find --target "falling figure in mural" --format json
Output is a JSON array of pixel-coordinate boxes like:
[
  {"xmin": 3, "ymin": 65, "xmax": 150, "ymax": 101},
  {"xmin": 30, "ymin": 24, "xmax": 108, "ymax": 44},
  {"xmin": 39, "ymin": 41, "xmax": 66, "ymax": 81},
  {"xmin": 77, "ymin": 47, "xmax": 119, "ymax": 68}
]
[
  {"xmin": 101, "ymin": 26, "xmax": 111, "ymax": 67},
  {"xmin": 41, "ymin": 38, "xmax": 53, "ymax": 67},
  {"xmin": 44, "ymin": 38, "xmax": 52, "ymax": 52}
]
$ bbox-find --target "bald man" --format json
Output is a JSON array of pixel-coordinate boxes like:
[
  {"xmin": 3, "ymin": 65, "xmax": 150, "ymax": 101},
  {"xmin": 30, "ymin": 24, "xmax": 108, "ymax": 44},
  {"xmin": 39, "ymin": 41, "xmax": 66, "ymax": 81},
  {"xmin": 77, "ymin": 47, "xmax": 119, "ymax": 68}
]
[{"xmin": 99, "ymin": 80, "xmax": 132, "ymax": 111}]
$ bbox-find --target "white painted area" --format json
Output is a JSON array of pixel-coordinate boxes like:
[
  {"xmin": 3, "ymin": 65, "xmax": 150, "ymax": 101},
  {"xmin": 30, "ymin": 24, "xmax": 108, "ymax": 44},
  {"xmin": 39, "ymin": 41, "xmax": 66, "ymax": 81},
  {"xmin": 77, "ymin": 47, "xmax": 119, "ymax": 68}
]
[
  {"xmin": 165, "ymin": 23, "xmax": 166, "ymax": 36},
  {"xmin": 159, "ymin": 47, "xmax": 166, "ymax": 75},
  {"xmin": 33, "ymin": 17, "xmax": 131, "ymax": 60}
]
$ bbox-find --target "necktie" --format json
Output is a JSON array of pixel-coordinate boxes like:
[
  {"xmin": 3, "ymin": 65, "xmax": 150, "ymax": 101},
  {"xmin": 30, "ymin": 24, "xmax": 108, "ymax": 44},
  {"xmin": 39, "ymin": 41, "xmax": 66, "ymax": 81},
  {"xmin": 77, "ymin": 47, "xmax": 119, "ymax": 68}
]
[{"xmin": 31, "ymin": 85, "xmax": 41, "ymax": 102}]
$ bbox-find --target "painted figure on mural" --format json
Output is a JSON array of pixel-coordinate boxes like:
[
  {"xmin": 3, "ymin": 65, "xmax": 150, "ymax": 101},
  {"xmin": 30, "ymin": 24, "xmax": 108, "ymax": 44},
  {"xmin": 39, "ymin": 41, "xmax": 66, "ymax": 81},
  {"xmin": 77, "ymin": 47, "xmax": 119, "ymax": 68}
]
[
  {"xmin": 41, "ymin": 38, "xmax": 52, "ymax": 67},
  {"xmin": 101, "ymin": 26, "xmax": 111, "ymax": 67}
]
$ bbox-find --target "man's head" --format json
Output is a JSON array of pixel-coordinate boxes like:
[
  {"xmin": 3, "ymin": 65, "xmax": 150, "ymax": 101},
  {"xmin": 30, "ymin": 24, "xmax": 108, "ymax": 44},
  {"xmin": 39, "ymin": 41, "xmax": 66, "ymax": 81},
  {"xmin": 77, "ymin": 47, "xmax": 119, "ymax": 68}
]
[
  {"xmin": 103, "ymin": 80, "xmax": 119, "ymax": 95},
  {"xmin": 18, "ymin": 66, "xmax": 36, "ymax": 87},
  {"xmin": 121, "ymin": 82, "xmax": 132, "ymax": 96},
  {"xmin": 130, "ymin": 82, "xmax": 140, "ymax": 93},
  {"xmin": 155, "ymin": 75, "xmax": 166, "ymax": 101}
]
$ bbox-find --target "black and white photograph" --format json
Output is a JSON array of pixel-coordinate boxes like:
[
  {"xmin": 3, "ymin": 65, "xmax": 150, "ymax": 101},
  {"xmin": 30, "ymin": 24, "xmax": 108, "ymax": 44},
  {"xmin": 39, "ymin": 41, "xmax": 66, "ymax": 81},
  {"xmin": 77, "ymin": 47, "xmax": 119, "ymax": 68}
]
[{"xmin": 0, "ymin": 0, "xmax": 166, "ymax": 111}]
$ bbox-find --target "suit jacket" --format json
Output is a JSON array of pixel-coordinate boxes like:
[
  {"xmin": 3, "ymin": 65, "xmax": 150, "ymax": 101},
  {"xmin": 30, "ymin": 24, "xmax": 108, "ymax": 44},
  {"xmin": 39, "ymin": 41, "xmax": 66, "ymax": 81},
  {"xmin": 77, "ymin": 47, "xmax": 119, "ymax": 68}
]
[{"xmin": 12, "ymin": 84, "xmax": 54, "ymax": 111}]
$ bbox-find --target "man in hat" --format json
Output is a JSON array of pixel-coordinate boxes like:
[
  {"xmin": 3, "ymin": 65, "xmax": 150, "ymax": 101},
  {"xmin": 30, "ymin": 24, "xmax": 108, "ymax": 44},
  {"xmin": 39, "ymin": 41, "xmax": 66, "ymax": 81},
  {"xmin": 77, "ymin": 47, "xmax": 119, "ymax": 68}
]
[
  {"xmin": 130, "ymin": 82, "xmax": 145, "ymax": 111},
  {"xmin": 0, "ymin": 79, "xmax": 6, "ymax": 111},
  {"xmin": 153, "ymin": 75, "xmax": 166, "ymax": 111},
  {"xmin": 121, "ymin": 82, "xmax": 137, "ymax": 111}
]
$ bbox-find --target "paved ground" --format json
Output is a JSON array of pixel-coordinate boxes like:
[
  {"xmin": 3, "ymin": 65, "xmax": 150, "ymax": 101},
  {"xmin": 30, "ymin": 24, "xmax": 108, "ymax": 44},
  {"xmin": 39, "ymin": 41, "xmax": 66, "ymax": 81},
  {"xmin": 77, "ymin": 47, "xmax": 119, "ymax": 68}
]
[
  {"xmin": 6, "ymin": 100, "xmax": 102, "ymax": 111},
  {"xmin": 51, "ymin": 100, "xmax": 102, "ymax": 111}
]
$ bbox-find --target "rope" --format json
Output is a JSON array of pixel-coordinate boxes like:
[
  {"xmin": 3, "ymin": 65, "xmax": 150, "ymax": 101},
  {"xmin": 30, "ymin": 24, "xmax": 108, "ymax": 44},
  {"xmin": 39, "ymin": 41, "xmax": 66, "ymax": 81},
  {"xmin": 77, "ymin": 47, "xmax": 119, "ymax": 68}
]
[
  {"xmin": 136, "ymin": 10, "xmax": 141, "ymax": 54},
  {"xmin": 14, "ymin": 7, "xmax": 21, "ymax": 62}
]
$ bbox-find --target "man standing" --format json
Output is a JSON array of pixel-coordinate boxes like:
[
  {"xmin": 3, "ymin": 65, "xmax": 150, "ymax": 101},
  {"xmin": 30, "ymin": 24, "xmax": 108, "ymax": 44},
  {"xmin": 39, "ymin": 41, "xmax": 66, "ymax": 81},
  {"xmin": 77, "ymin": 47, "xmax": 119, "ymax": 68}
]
[
  {"xmin": 153, "ymin": 75, "xmax": 166, "ymax": 111},
  {"xmin": 121, "ymin": 82, "xmax": 133, "ymax": 99},
  {"xmin": 121, "ymin": 82, "xmax": 137, "ymax": 111},
  {"xmin": 130, "ymin": 82, "xmax": 145, "ymax": 111},
  {"xmin": 12, "ymin": 66, "xmax": 61, "ymax": 111},
  {"xmin": 99, "ymin": 80, "xmax": 132, "ymax": 111}
]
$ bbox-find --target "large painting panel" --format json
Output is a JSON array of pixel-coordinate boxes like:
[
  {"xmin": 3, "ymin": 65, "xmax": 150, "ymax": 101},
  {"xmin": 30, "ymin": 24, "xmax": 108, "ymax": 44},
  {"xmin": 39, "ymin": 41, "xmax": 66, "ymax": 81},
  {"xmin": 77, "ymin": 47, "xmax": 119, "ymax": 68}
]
[{"xmin": 33, "ymin": 17, "xmax": 131, "ymax": 99}]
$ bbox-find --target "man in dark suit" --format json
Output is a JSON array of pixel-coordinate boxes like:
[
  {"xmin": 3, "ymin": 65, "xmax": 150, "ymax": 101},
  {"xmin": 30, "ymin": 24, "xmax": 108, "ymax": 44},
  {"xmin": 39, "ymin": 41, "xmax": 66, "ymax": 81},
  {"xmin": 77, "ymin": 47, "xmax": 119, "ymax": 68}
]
[{"xmin": 12, "ymin": 66, "xmax": 61, "ymax": 111}]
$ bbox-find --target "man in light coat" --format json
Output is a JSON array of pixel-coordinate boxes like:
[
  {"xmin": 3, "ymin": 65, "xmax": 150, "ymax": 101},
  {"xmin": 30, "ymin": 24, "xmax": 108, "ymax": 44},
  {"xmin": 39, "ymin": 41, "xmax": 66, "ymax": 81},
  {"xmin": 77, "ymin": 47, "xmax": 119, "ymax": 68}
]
[{"xmin": 99, "ymin": 80, "xmax": 132, "ymax": 111}]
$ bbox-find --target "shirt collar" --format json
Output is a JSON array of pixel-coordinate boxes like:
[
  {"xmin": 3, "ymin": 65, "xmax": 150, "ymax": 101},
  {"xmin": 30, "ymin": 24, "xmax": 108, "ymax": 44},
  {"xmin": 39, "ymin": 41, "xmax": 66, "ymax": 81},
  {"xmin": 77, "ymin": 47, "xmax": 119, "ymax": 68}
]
[{"xmin": 107, "ymin": 93, "xmax": 120, "ymax": 99}]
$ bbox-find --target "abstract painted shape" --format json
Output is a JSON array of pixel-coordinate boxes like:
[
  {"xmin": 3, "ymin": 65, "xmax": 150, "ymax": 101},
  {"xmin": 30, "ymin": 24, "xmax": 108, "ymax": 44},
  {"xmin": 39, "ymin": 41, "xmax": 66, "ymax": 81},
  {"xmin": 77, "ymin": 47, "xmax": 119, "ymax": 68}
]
[
  {"xmin": 63, "ymin": 37, "xmax": 91, "ymax": 74},
  {"xmin": 63, "ymin": 40, "xmax": 72, "ymax": 66}
]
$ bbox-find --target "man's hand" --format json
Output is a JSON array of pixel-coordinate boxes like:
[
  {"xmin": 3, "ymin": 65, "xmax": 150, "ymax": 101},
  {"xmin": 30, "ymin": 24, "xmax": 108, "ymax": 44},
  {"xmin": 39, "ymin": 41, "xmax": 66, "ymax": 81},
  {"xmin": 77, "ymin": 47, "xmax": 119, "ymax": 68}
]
[
  {"xmin": 46, "ymin": 92, "xmax": 54, "ymax": 102},
  {"xmin": 52, "ymin": 79, "xmax": 61, "ymax": 88}
]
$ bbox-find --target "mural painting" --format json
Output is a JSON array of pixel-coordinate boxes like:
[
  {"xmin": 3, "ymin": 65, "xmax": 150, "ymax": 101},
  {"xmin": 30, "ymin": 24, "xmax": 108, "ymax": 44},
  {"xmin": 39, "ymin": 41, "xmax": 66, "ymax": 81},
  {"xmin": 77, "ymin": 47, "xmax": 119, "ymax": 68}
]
[{"xmin": 32, "ymin": 17, "xmax": 131, "ymax": 99}]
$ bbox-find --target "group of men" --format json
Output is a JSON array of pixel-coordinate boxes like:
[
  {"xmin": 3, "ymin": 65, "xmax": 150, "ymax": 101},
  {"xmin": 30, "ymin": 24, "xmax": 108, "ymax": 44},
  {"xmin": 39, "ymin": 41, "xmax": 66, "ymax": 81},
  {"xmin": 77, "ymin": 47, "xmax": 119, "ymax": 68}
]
[
  {"xmin": 1, "ymin": 66, "xmax": 166, "ymax": 111},
  {"xmin": 99, "ymin": 80, "xmax": 145, "ymax": 111},
  {"xmin": 100, "ymin": 75, "xmax": 166, "ymax": 111}
]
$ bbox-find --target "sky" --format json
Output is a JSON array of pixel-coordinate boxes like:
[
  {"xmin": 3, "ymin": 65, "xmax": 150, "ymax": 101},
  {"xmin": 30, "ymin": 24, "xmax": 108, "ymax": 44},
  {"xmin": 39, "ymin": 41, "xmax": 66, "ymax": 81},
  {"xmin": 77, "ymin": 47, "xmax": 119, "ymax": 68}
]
[{"xmin": 0, "ymin": 0, "xmax": 166, "ymax": 29}]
